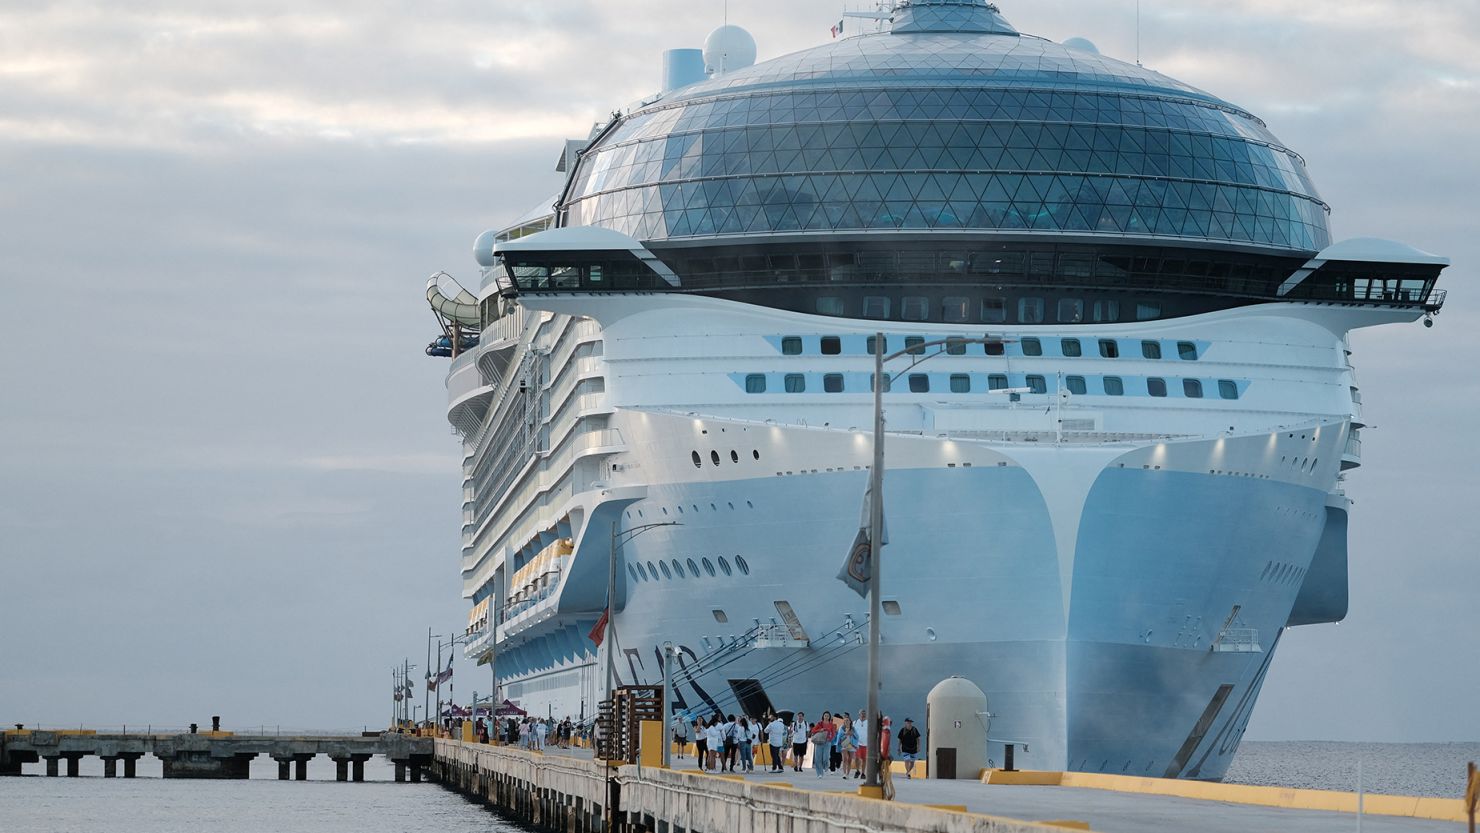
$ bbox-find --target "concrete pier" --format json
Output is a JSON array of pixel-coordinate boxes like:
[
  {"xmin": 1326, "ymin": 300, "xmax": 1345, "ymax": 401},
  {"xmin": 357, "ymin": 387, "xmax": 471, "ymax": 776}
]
[
  {"xmin": 430, "ymin": 738, "xmax": 1469, "ymax": 833},
  {"xmin": 0, "ymin": 729, "xmax": 432, "ymax": 781}
]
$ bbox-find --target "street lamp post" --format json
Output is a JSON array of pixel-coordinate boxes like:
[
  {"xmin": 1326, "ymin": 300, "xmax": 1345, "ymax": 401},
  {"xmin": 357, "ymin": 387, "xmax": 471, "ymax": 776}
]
[
  {"xmin": 424, "ymin": 628, "xmax": 440, "ymax": 731},
  {"xmin": 862, "ymin": 333, "xmax": 1008, "ymax": 792}
]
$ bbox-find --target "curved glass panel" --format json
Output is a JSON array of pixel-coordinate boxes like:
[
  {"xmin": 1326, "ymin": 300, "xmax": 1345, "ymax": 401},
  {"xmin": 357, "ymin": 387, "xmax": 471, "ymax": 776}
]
[{"xmin": 564, "ymin": 29, "xmax": 1329, "ymax": 252}]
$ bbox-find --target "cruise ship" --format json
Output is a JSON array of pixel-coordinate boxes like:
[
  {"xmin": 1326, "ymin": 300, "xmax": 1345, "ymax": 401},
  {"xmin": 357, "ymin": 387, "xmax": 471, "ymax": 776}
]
[{"xmin": 426, "ymin": 0, "xmax": 1449, "ymax": 779}]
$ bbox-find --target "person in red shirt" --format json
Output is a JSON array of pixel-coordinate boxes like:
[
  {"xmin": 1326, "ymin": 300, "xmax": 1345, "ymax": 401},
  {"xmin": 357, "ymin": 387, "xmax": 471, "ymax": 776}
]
[{"xmin": 877, "ymin": 716, "xmax": 895, "ymax": 800}]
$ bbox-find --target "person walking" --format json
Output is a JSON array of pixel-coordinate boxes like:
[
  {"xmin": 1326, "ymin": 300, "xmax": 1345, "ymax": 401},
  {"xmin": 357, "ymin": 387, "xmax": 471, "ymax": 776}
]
[
  {"xmin": 790, "ymin": 712, "xmax": 809, "ymax": 772},
  {"xmin": 897, "ymin": 717, "xmax": 921, "ymax": 778},
  {"xmin": 737, "ymin": 717, "xmax": 755, "ymax": 772},
  {"xmin": 672, "ymin": 714, "xmax": 689, "ymax": 760},
  {"xmin": 853, "ymin": 708, "xmax": 869, "ymax": 778},
  {"xmin": 693, "ymin": 718, "xmax": 708, "ymax": 771},
  {"xmin": 838, "ymin": 716, "xmax": 857, "ymax": 777},
  {"xmin": 764, "ymin": 713, "xmax": 787, "ymax": 772},
  {"xmin": 705, "ymin": 716, "xmax": 723, "ymax": 773},
  {"xmin": 830, "ymin": 711, "xmax": 845, "ymax": 772},
  {"xmin": 810, "ymin": 712, "xmax": 836, "ymax": 778},
  {"xmin": 720, "ymin": 714, "xmax": 737, "ymax": 772},
  {"xmin": 878, "ymin": 716, "xmax": 895, "ymax": 801}
]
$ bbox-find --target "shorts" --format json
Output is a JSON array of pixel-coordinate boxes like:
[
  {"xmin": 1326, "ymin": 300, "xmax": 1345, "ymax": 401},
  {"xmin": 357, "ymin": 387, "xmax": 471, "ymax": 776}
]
[{"xmin": 900, "ymin": 752, "xmax": 917, "ymax": 762}]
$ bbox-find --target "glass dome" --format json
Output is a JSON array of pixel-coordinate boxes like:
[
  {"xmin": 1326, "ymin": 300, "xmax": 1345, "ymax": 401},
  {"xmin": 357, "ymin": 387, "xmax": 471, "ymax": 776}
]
[{"xmin": 561, "ymin": 0, "xmax": 1330, "ymax": 253}]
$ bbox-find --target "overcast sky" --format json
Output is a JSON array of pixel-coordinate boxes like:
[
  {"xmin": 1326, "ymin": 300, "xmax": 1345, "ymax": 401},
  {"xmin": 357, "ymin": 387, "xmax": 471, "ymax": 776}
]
[{"xmin": 1, "ymin": 0, "xmax": 1475, "ymax": 741}]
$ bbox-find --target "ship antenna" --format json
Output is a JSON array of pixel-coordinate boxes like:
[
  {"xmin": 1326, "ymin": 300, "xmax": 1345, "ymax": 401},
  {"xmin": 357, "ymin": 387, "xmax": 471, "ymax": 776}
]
[{"xmin": 1136, "ymin": 0, "xmax": 1148, "ymax": 66}]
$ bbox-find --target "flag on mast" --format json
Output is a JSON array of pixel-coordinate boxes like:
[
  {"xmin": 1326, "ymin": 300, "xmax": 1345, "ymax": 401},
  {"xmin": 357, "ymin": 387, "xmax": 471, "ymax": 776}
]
[
  {"xmin": 436, "ymin": 655, "xmax": 454, "ymax": 686},
  {"xmin": 588, "ymin": 608, "xmax": 610, "ymax": 647},
  {"xmin": 830, "ymin": 19, "xmax": 844, "ymax": 38},
  {"xmin": 837, "ymin": 483, "xmax": 887, "ymax": 597}
]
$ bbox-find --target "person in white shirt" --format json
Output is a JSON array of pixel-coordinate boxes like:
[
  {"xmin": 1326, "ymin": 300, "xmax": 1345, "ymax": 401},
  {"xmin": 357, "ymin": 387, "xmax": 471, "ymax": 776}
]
[
  {"xmin": 671, "ymin": 714, "xmax": 689, "ymax": 759},
  {"xmin": 853, "ymin": 709, "xmax": 868, "ymax": 778},
  {"xmin": 704, "ymin": 717, "xmax": 723, "ymax": 772},
  {"xmin": 764, "ymin": 715, "xmax": 787, "ymax": 772},
  {"xmin": 534, "ymin": 719, "xmax": 547, "ymax": 751},
  {"xmin": 790, "ymin": 712, "xmax": 809, "ymax": 772}
]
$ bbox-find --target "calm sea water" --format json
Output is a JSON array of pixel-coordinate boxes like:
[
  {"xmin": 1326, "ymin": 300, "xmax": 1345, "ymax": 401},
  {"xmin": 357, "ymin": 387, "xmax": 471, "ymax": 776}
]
[
  {"xmin": 1224, "ymin": 741, "xmax": 1480, "ymax": 798},
  {"xmin": 2, "ymin": 742, "xmax": 1474, "ymax": 831}
]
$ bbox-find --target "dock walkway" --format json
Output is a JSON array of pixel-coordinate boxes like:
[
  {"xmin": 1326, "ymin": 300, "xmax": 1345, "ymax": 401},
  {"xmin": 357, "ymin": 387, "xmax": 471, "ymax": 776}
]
[{"xmin": 440, "ymin": 741, "xmax": 1458, "ymax": 833}]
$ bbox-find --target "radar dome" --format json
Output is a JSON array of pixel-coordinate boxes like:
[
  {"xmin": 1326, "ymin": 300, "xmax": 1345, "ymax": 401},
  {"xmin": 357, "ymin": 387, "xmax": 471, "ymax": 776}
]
[
  {"xmin": 1062, "ymin": 36, "xmax": 1099, "ymax": 54},
  {"xmin": 472, "ymin": 229, "xmax": 499, "ymax": 268},
  {"xmin": 703, "ymin": 25, "xmax": 756, "ymax": 76}
]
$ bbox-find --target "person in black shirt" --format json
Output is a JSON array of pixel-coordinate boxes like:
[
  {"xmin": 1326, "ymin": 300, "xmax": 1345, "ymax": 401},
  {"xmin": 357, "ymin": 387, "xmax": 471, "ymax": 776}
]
[{"xmin": 897, "ymin": 717, "xmax": 922, "ymax": 778}]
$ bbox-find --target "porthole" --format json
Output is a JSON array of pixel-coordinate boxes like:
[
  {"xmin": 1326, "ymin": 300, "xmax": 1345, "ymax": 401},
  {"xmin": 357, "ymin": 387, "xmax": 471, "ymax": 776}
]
[
  {"xmin": 687, "ymin": 558, "xmax": 700, "ymax": 576},
  {"xmin": 735, "ymin": 555, "xmax": 750, "ymax": 575},
  {"xmin": 752, "ymin": 450, "xmax": 760, "ymax": 460},
  {"xmin": 691, "ymin": 451, "xmax": 702, "ymax": 468},
  {"xmin": 628, "ymin": 565, "xmax": 640, "ymax": 582},
  {"xmin": 710, "ymin": 450, "xmax": 721, "ymax": 466},
  {"xmin": 676, "ymin": 505, "xmax": 684, "ymax": 514},
  {"xmin": 671, "ymin": 559, "xmax": 685, "ymax": 578},
  {"xmin": 647, "ymin": 561, "xmax": 659, "ymax": 578},
  {"xmin": 702, "ymin": 557, "xmax": 716, "ymax": 576},
  {"xmin": 745, "ymin": 500, "xmax": 754, "ymax": 508},
  {"xmin": 659, "ymin": 561, "xmax": 673, "ymax": 579},
  {"xmin": 718, "ymin": 557, "xmax": 733, "ymax": 576},
  {"xmin": 636, "ymin": 562, "xmax": 649, "ymax": 581},
  {"xmin": 712, "ymin": 609, "xmax": 729, "ymax": 624},
  {"xmin": 730, "ymin": 450, "xmax": 739, "ymax": 463},
  {"xmin": 882, "ymin": 600, "xmax": 902, "ymax": 616}
]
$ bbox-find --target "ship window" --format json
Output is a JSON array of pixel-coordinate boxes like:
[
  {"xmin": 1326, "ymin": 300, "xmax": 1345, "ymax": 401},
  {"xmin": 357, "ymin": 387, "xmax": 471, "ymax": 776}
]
[
  {"xmin": 945, "ymin": 337, "xmax": 967, "ymax": 355},
  {"xmin": 881, "ymin": 600, "xmax": 902, "ymax": 616},
  {"xmin": 1104, "ymin": 376, "xmax": 1125, "ymax": 396},
  {"xmin": 1057, "ymin": 298, "xmax": 1085, "ymax": 323},
  {"xmin": 950, "ymin": 374, "xmax": 970, "ymax": 393},
  {"xmin": 988, "ymin": 374, "xmax": 1008, "ymax": 391},
  {"xmin": 1018, "ymin": 297, "xmax": 1045, "ymax": 323},
  {"xmin": 871, "ymin": 373, "xmax": 892, "ymax": 392},
  {"xmin": 753, "ymin": 450, "xmax": 760, "ymax": 460},
  {"xmin": 1178, "ymin": 341, "xmax": 1199, "ymax": 361},
  {"xmin": 1099, "ymin": 339, "xmax": 1120, "ymax": 358},
  {"xmin": 821, "ymin": 336, "xmax": 842, "ymax": 355},
  {"xmin": 671, "ymin": 559, "xmax": 685, "ymax": 578},
  {"xmin": 1092, "ymin": 300, "xmax": 1121, "ymax": 322},
  {"xmin": 982, "ymin": 297, "xmax": 1007, "ymax": 323},
  {"xmin": 1136, "ymin": 301, "xmax": 1163, "ymax": 320},
  {"xmin": 816, "ymin": 296, "xmax": 844, "ymax": 316},
  {"xmin": 1061, "ymin": 338, "xmax": 1082, "ymax": 357},
  {"xmin": 735, "ymin": 555, "xmax": 750, "ymax": 575},
  {"xmin": 867, "ymin": 335, "xmax": 887, "ymax": 355},
  {"xmin": 1026, "ymin": 375, "xmax": 1048, "ymax": 394},
  {"xmin": 702, "ymin": 557, "xmax": 716, "ymax": 576},
  {"xmin": 824, "ymin": 373, "xmax": 844, "ymax": 393},
  {"xmin": 745, "ymin": 374, "xmax": 767, "ymax": 393},
  {"xmin": 985, "ymin": 341, "xmax": 1005, "ymax": 356},
  {"xmin": 908, "ymin": 374, "xmax": 929, "ymax": 393},
  {"xmin": 687, "ymin": 558, "xmax": 700, "ymax": 576},
  {"xmin": 1148, "ymin": 378, "xmax": 1168, "ymax": 397},
  {"xmin": 781, "ymin": 337, "xmax": 803, "ymax": 355},
  {"xmin": 784, "ymin": 374, "xmax": 806, "ymax": 393},
  {"xmin": 712, "ymin": 609, "xmax": 728, "ymax": 623},
  {"xmin": 647, "ymin": 561, "xmax": 659, "ymax": 578},
  {"xmin": 659, "ymin": 561, "xmax": 673, "ymax": 579},
  {"xmin": 902, "ymin": 296, "xmax": 930, "ymax": 321},
  {"xmin": 942, "ymin": 297, "xmax": 971, "ymax": 323},
  {"xmin": 718, "ymin": 557, "xmax": 733, "ymax": 576},
  {"xmin": 628, "ymin": 565, "xmax": 639, "ymax": 583},
  {"xmin": 710, "ymin": 450, "xmax": 721, "ymax": 465},
  {"xmin": 1067, "ymin": 376, "xmax": 1087, "ymax": 395},
  {"xmin": 691, "ymin": 451, "xmax": 703, "ymax": 468},
  {"xmin": 905, "ymin": 336, "xmax": 926, "ymax": 355},
  {"xmin": 1184, "ymin": 379, "xmax": 1204, "ymax": 398},
  {"xmin": 1219, "ymin": 380, "xmax": 1239, "ymax": 400},
  {"xmin": 637, "ymin": 562, "xmax": 649, "ymax": 580},
  {"xmin": 1021, "ymin": 337, "xmax": 1043, "ymax": 356},
  {"xmin": 863, "ymin": 296, "xmax": 891, "ymax": 320},
  {"xmin": 1141, "ymin": 341, "xmax": 1162, "ymax": 360},
  {"xmin": 730, "ymin": 450, "xmax": 739, "ymax": 463}
]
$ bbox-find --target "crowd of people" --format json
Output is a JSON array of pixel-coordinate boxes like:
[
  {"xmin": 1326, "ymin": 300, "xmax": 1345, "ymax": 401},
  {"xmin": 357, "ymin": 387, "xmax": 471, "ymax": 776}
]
[
  {"xmin": 669, "ymin": 708, "xmax": 922, "ymax": 800},
  {"xmin": 471, "ymin": 715, "xmax": 589, "ymax": 750}
]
